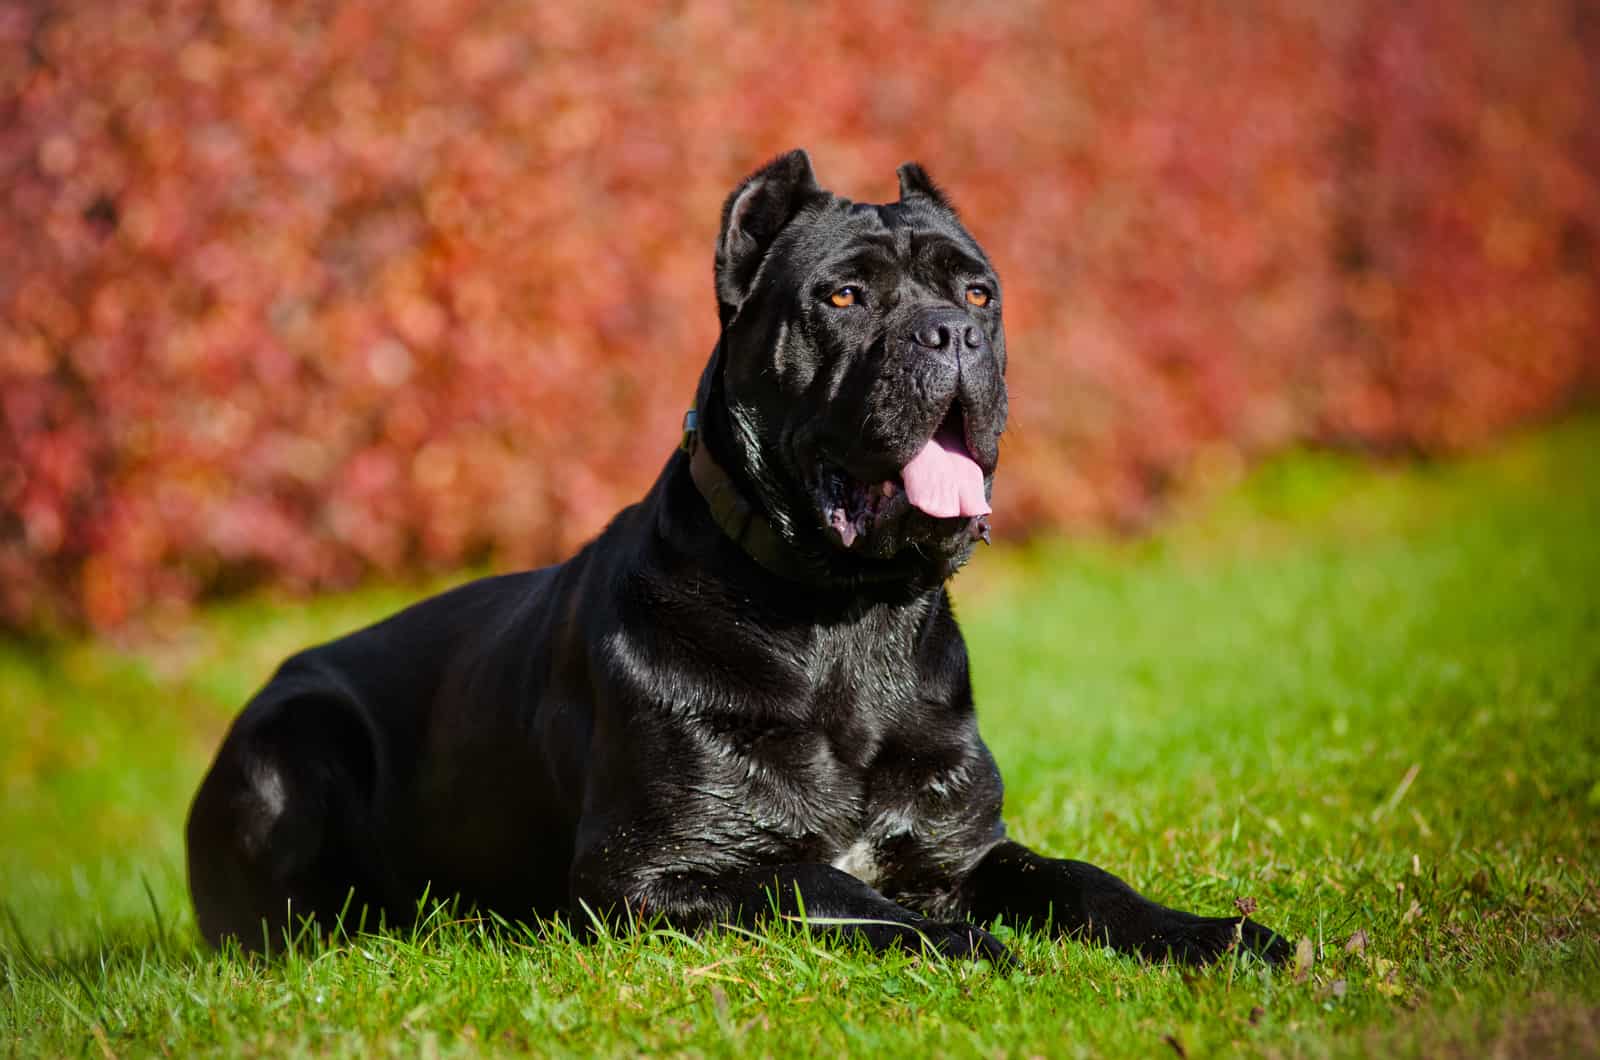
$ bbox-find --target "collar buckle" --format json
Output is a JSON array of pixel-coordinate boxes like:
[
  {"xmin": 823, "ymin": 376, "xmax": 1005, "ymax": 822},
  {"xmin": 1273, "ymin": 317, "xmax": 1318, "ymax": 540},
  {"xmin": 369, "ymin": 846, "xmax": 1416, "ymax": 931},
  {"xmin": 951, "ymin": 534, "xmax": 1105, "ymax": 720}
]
[{"xmin": 679, "ymin": 408, "xmax": 699, "ymax": 454}]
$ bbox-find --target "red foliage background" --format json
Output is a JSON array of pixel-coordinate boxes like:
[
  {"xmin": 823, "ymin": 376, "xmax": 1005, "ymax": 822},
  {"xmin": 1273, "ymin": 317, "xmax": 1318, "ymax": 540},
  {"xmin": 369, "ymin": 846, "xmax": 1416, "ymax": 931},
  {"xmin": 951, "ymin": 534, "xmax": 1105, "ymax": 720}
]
[{"xmin": 2, "ymin": 1, "xmax": 1596, "ymax": 629}]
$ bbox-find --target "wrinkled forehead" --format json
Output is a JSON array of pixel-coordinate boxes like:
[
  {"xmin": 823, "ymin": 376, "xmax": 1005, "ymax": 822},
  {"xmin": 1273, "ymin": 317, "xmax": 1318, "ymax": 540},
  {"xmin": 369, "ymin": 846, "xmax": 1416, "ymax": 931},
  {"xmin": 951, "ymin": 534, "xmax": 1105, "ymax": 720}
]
[{"xmin": 783, "ymin": 196, "xmax": 994, "ymax": 280}]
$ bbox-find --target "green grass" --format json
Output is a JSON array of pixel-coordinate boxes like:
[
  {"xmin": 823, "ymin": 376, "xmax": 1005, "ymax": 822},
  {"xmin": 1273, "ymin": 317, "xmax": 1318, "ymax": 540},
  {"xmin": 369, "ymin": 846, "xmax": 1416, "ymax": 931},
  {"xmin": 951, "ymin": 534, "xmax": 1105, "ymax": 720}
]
[{"xmin": 3, "ymin": 417, "xmax": 1599, "ymax": 1057}]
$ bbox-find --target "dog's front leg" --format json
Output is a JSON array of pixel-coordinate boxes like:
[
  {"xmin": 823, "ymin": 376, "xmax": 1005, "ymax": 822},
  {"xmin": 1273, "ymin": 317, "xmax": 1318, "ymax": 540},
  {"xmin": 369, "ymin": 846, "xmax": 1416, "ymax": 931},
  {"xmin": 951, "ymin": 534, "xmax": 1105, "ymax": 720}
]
[
  {"xmin": 573, "ymin": 861, "xmax": 1012, "ymax": 963},
  {"xmin": 961, "ymin": 840, "xmax": 1290, "ymax": 965}
]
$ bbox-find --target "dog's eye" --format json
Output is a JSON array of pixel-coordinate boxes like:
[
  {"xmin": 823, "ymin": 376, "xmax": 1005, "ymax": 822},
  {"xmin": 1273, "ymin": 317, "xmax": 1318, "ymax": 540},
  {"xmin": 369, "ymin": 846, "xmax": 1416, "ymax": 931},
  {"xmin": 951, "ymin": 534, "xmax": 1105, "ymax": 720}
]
[
  {"xmin": 829, "ymin": 286, "xmax": 862, "ymax": 308},
  {"xmin": 965, "ymin": 285, "xmax": 992, "ymax": 308}
]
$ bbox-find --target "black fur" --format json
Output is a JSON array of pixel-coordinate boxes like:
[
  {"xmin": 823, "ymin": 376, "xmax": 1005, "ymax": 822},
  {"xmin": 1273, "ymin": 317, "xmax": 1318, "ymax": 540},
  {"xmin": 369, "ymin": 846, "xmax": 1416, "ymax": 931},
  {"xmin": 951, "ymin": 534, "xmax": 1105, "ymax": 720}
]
[{"xmin": 186, "ymin": 150, "xmax": 1290, "ymax": 966}]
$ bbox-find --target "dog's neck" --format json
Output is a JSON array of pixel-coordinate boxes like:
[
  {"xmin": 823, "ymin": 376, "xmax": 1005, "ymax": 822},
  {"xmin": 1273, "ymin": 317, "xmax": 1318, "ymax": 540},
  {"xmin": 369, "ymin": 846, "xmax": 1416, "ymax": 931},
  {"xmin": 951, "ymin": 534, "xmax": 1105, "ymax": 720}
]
[
  {"xmin": 679, "ymin": 341, "xmax": 965, "ymax": 595},
  {"xmin": 680, "ymin": 411, "xmax": 807, "ymax": 580}
]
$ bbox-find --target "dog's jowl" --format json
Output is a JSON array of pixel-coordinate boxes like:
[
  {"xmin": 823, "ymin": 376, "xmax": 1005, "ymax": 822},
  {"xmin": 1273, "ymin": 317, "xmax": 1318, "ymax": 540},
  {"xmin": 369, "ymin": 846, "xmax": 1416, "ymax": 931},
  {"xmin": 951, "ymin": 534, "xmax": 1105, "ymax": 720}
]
[{"xmin": 187, "ymin": 150, "xmax": 1289, "ymax": 965}]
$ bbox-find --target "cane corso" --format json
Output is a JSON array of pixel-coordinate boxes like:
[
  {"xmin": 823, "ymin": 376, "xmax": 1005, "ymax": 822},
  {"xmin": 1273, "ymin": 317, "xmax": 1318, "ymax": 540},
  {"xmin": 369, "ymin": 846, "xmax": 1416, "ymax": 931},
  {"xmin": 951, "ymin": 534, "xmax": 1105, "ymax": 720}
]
[{"xmin": 187, "ymin": 150, "xmax": 1289, "ymax": 966}]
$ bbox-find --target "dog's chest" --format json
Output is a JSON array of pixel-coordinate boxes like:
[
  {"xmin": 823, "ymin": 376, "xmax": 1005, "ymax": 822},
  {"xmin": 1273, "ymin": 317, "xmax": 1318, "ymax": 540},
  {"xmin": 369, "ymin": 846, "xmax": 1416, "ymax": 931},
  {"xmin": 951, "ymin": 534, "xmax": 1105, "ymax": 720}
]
[
  {"xmin": 733, "ymin": 717, "xmax": 909, "ymax": 889},
  {"xmin": 755, "ymin": 620, "xmax": 937, "ymax": 864},
  {"xmin": 829, "ymin": 837, "xmax": 884, "ymax": 887},
  {"xmin": 680, "ymin": 599, "xmax": 969, "ymax": 881}
]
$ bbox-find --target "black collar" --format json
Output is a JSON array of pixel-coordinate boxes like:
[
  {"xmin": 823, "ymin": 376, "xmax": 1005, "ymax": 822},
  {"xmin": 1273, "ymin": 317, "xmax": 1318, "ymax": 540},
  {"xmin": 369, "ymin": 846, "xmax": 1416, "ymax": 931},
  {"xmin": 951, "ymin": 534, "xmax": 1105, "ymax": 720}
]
[{"xmin": 680, "ymin": 410, "xmax": 809, "ymax": 580}]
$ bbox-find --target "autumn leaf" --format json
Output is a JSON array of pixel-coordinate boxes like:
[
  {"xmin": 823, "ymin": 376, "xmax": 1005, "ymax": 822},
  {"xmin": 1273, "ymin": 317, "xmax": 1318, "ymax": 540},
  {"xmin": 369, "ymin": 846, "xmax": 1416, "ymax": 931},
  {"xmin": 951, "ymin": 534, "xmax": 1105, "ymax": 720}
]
[{"xmin": 2, "ymin": 0, "xmax": 1594, "ymax": 629}]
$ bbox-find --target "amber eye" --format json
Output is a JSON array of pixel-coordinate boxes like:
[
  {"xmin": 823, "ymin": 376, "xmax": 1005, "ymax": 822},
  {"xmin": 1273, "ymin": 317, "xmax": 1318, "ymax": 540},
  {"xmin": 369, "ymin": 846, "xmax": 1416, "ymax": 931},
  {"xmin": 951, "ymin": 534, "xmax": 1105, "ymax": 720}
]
[
  {"xmin": 829, "ymin": 286, "xmax": 862, "ymax": 308},
  {"xmin": 965, "ymin": 285, "xmax": 992, "ymax": 308}
]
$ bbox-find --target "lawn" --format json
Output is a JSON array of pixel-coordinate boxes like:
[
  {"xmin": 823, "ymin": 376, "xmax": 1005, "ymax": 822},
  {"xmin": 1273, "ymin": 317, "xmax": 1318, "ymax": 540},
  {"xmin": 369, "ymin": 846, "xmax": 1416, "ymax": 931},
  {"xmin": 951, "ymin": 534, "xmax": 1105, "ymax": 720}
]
[{"xmin": 3, "ymin": 418, "xmax": 1598, "ymax": 1057}]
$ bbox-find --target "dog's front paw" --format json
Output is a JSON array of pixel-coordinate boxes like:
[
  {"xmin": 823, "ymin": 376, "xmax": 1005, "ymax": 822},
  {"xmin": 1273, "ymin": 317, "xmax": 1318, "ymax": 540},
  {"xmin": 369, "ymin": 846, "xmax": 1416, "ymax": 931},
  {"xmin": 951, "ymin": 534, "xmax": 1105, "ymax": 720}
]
[
  {"xmin": 1240, "ymin": 917, "xmax": 1294, "ymax": 965},
  {"xmin": 915, "ymin": 919, "xmax": 1015, "ymax": 968},
  {"xmin": 1145, "ymin": 914, "xmax": 1292, "ymax": 966}
]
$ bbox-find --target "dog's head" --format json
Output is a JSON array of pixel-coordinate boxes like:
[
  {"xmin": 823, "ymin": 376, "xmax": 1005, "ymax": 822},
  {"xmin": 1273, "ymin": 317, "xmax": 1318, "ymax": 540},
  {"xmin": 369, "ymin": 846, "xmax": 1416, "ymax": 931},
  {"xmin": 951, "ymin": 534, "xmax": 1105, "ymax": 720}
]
[{"xmin": 697, "ymin": 149, "xmax": 1008, "ymax": 586}]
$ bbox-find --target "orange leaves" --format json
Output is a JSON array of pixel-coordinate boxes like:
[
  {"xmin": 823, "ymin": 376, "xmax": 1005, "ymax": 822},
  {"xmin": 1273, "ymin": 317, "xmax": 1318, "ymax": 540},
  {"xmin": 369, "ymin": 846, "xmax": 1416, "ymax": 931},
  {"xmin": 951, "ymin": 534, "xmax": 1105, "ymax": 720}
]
[{"xmin": 0, "ymin": 0, "xmax": 1595, "ymax": 628}]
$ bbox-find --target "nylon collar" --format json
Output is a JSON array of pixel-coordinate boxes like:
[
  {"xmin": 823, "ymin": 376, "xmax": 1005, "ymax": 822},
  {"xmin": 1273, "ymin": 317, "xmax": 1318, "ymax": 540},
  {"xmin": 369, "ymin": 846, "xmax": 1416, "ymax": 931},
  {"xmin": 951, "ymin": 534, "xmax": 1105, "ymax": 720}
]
[{"xmin": 680, "ymin": 409, "xmax": 808, "ymax": 580}]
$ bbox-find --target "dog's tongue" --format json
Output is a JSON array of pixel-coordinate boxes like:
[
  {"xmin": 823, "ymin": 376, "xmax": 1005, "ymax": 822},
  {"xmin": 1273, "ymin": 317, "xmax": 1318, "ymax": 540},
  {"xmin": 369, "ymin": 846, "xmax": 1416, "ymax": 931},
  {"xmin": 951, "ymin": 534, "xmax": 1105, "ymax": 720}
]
[{"xmin": 900, "ymin": 425, "xmax": 991, "ymax": 519}]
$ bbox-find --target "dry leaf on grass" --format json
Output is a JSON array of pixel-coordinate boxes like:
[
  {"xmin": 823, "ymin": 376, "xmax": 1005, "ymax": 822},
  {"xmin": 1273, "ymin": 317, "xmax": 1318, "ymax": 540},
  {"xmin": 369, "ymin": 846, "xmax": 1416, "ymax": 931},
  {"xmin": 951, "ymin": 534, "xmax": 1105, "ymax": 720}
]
[{"xmin": 1293, "ymin": 937, "xmax": 1315, "ymax": 983}]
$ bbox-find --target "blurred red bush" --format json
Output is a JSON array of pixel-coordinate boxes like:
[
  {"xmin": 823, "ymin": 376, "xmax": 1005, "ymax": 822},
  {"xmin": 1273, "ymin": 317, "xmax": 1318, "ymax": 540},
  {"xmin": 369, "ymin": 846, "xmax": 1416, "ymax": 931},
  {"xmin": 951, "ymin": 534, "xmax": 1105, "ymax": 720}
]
[{"xmin": 2, "ymin": 0, "xmax": 1595, "ymax": 628}]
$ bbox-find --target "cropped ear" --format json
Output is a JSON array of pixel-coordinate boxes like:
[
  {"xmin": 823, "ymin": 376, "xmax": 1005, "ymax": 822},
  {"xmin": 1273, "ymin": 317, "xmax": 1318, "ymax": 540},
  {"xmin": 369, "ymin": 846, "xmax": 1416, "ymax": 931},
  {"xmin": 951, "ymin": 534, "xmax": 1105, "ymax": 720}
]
[
  {"xmin": 716, "ymin": 149, "xmax": 822, "ymax": 327},
  {"xmin": 896, "ymin": 161, "xmax": 954, "ymax": 213}
]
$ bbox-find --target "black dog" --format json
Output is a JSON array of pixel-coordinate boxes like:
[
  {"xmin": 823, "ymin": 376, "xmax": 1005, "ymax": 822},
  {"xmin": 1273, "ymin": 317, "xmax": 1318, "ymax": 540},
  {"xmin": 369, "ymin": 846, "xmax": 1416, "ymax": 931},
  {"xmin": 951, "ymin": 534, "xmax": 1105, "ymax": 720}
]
[{"xmin": 187, "ymin": 150, "xmax": 1289, "ymax": 965}]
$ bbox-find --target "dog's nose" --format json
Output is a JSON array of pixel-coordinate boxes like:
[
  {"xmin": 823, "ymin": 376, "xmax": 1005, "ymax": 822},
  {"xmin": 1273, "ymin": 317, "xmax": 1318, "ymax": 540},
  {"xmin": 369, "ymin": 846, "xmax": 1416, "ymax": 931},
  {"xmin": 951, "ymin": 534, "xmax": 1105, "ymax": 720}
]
[
  {"xmin": 911, "ymin": 309, "xmax": 985, "ymax": 354},
  {"xmin": 913, "ymin": 321, "xmax": 953, "ymax": 349}
]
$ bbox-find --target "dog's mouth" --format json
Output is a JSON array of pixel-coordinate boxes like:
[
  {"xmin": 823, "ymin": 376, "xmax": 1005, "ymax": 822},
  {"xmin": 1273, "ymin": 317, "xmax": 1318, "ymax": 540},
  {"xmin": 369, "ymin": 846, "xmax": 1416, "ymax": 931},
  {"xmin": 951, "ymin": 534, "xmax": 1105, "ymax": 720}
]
[
  {"xmin": 814, "ymin": 407, "xmax": 993, "ymax": 555},
  {"xmin": 900, "ymin": 413, "xmax": 992, "ymax": 521}
]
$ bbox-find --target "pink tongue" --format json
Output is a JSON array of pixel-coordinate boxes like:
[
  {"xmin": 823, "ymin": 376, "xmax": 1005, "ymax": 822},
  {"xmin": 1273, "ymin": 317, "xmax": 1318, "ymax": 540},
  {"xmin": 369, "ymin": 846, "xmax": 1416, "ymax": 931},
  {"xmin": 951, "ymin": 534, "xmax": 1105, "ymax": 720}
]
[{"xmin": 900, "ymin": 427, "xmax": 991, "ymax": 519}]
